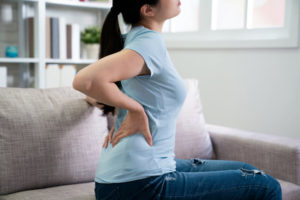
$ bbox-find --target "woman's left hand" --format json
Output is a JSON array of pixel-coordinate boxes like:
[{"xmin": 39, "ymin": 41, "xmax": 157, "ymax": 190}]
[{"xmin": 111, "ymin": 108, "xmax": 152, "ymax": 147}]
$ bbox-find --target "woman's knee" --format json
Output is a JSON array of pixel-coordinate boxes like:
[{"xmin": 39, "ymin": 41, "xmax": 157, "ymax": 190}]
[
  {"xmin": 268, "ymin": 176, "xmax": 282, "ymax": 200},
  {"xmin": 240, "ymin": 162, "xmax": 259, "ymax": 170}
]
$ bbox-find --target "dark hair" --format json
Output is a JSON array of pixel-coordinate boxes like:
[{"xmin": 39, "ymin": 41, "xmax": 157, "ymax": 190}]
[{"xmin": 97, "ymin": 0, "xmax": 160, "ymax": 116}]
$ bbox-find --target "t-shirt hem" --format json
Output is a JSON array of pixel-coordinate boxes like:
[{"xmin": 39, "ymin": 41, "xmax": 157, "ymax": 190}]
[{"xmin": 94, "ymin": 168, "xmax": 175, "ymax": 184}]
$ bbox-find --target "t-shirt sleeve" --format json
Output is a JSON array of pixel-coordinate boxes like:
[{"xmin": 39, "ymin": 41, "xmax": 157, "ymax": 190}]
[{"xmin": 123, "ymin": 30, "xmax": 164, "ymax": 78}]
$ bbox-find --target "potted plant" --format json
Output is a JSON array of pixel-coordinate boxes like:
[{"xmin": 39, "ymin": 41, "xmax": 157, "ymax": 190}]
[{"xmin": 81, "ymin": 26, "xmax": 101, "ymax": 59}]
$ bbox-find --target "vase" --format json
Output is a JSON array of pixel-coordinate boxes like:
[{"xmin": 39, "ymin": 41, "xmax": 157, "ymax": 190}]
[{"xmin": 85, "ymin": 43, "xmax": 100, "ymax": 59}]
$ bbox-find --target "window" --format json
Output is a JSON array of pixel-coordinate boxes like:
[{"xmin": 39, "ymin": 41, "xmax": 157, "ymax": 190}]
[
  {"xmin": 162, "ymin": 0, "xmax": 299, "ymax": 49},
  {"xmin": 165, "ymin": 0, "xmax": 200, "ymax": 32},
  {"xmin": 247, "ymin": 0, "xmax": 285, "ymax": 29},
  {"xmin": 212, "ymin": 0, "xmax": 246, "ymax": 30}
]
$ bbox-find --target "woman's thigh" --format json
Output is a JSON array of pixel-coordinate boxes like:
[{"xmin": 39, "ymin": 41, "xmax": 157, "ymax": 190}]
[
  {"xmin": 151, "ymin": 169, "xmax": 282, "ymax": 200},
  {"xmin": 95, "ymin": 175, "xmax": 161, "ymax": 200},
  {"xmin": 175, "ymin": 158, "xmax": 259, "ymax": 172},
  {"xmin": 95, "ymin": 169, "xmax": 281, "ymax": 200}
]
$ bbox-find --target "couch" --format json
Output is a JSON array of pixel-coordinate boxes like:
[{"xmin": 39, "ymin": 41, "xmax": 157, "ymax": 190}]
[{"xmin": 0, "ymin": 78, "xmax": 299, "ymax": 200}]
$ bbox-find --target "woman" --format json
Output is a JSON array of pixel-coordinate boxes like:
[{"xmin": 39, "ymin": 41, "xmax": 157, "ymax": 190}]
[{"xmin": 72, "ymin": 0, "xmax": 282, "ymax": 199}]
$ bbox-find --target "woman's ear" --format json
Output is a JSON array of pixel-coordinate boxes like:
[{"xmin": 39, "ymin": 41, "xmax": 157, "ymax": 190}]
[{"xmin": 140, "ymin": 4, "xmax": 155, "ymax": 18}]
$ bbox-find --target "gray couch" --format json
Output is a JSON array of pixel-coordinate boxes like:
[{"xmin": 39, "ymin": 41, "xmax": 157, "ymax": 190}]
[{"xmin": 0, "ymin": 80, "xmax": 299, "ymax": 200}]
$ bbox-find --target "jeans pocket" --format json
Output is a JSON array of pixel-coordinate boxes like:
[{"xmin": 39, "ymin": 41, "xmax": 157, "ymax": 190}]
[{"xmin": 95, "ymin": 184, "xmax": 120, "ymax": 200}]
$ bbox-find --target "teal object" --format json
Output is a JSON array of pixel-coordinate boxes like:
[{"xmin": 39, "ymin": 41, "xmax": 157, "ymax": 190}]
[{"xmin": 5, "ymin": 45, "xmax": 18, "ymax": 57}]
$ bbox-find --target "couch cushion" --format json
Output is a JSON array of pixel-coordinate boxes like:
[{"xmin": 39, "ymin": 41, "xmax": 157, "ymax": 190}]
[
  {"xmin": 1, "ymin": 179, "xmax": 297, "ymax": 200},
  {"xmin": 0, "ymin": 87, "xmax": 108, "ymax": 195},
  {"xmin": 0, "ymin": 182, "xmax": 95, "ymax": 200},
  {"xmin": 174, "ymin": 78, "xmax": 215, "ymax": 159},
  {"xmin": 278, "ymin": 179, "xmax": 300, "ymax": 200}
]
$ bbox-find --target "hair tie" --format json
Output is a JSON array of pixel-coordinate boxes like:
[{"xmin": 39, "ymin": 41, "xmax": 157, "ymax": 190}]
[{"xmin": 111, "ymin": 0, "xmax": 121, "ymax": 15}]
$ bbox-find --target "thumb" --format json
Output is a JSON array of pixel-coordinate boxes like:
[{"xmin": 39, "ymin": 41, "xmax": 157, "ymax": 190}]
[
  {"xmin": 144, "ymin": 130, "xmax": 152, "ymax": 146},
  {"xmin": 108, "ymin": 126, "xmax": 115, "ymax": 143}
]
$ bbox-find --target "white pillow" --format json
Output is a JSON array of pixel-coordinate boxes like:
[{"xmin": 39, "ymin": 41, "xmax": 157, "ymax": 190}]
[{"xmin": 175, "ymin": 78, "xmax": 215, "ymax": 159}]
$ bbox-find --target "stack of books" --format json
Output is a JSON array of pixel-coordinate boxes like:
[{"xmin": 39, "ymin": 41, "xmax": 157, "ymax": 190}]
[
  {"xmin": 0, "ymin": 66, "xmax": 7, "ymax": 87},
  {"xmin": 45, "ymin": 64, "xmax": 77, "ymax": 88},
  {"xmin": 24, "ymin": 16, "xmax": 80, "ymax": 60}
]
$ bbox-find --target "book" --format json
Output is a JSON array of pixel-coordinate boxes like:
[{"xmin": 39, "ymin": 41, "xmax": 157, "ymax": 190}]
[
  {"xmin": 60, "ymin": 65, "xmax": 77, "ymax": 87},
  {"xmin": 66, "ymin": 24, "xmax": 72, "ymax": 59},
  {"xmin": 0, "ymin": 66, "xmax": 7, "ymax": 87},
  {"xmin": 59, "ymin": 17, "xmax": 67, "ymax": 59},
  {"xmin": 24, "ymin": 17, "xmax": 34, "ymax": 57},
  {"xmin": 50, "ymin": 17, "xmax": 60, "ymax": 59},
  {"xmin": 71, "ymin": 23, "xmax": 80, "ymax": 60},
  {"xmin": 45, "ymin": 64, "xmax": 60, "ymax": 88},
  {"xmin": 45, "ymin": 64, "xmax": 77, "ymax": 88},
  {"xmin": 45, "ymin": 17, "xmax": 51, "ymax": 59}
]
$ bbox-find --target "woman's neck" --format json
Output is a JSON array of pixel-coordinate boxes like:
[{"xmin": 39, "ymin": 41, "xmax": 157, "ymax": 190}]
[{"xmin": 132, "ymin": 21, "xmax": 164, "ymax": 33}]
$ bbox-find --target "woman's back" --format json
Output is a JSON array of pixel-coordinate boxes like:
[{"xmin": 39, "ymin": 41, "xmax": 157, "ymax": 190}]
[{"xmin": 94, "ymin": 25, "xmax": 187, "ymax": 183}]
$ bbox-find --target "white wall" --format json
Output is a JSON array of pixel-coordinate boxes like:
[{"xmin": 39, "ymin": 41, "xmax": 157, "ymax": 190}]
[{"xmin": 168, "ymin": 30, "xmax": 300, "ymax": 139}]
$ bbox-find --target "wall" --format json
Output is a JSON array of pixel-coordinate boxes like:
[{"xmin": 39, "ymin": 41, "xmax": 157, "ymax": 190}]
[{"xmin": 167, "ymin": 30, "xmax": 300, "ymax": 139}]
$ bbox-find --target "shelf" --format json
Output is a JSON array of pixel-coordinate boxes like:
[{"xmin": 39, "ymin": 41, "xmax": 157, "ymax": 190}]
[
  {"xmin": 45, "ymin": 0, "xmax": 112, "ymax": 10},
  {"xmin": 0, "ymin": 0, "xmax": 109, "ymax": 88},
  {"xmin": 46, "ymin": 58, "xmax": 98, "ymax": 64},
  {"xmin": 0, "ymin": 58, "xmax": 39, "ymax": 63},
  {"xmin": 8, "ymin": 0, "xmax": 112, "ymax": 9}
]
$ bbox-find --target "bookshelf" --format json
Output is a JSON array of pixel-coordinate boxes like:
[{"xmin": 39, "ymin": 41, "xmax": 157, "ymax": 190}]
[{"xmin": 0, "ymin": 0, "xmax": 113, "ymax": 88}]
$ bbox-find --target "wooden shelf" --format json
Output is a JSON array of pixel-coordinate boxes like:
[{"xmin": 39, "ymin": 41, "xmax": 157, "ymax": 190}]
[
  {"xmin": 0, "ymin": 58, "xmax": 39, "ymax": 63},
  {"xmin": 45, "ymin": 0, "xmax": 112, "ymax": 10},
  {"xmin": 46, "ymin": 58, "xmax": 97, "ymax": 64},
  {"xmin": 0, "ymin": 0, "xmax": 110, "ymax": 88}
]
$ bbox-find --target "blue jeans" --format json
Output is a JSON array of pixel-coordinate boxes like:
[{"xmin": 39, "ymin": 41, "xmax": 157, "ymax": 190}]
[{"xmin": 94, "ymin": 158, "xmax": 282, "ymax": 200}]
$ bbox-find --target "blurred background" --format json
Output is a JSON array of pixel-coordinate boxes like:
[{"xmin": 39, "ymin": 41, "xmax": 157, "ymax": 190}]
[{"xmin": 0, "ymin": 0, "xmax": 299, "ymax": 139}]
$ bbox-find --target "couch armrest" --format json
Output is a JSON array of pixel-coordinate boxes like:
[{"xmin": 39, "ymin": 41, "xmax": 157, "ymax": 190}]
[{"xmin": 206, "ymin": 123, "xmax": 300, "ymax": 185}]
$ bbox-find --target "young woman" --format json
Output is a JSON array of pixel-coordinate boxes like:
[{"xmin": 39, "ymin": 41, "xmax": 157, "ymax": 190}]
[{"xmin": 72, "ymin": 0, "xmax": 282, "ymax": 199}]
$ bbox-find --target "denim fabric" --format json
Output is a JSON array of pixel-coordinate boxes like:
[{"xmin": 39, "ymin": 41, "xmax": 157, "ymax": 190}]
[{"xmin": 94, "ymin": 158, "xmax": 282, "ymax": 200}]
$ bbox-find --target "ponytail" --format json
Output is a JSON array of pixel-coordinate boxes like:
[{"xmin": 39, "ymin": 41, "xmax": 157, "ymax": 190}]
[
  {"xmin": 98, "ymin": 6, "xmax": 124, "ymax": 116},
  {"xmin": 96, "ymin": 0, "xmax": 160, "ymax": 117}
]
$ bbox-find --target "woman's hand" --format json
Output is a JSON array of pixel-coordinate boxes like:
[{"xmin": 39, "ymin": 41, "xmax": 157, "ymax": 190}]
[
  {"xmin": 85, "ymin": 96, "xmax": 104, "ymax": 109},
  {"xmin": 111, "ymin": 108, "xmax": 153, "ymax": 148},
  {"xmin": 102, "ymin": 124, "xmax": 115, "ymax": 148}
]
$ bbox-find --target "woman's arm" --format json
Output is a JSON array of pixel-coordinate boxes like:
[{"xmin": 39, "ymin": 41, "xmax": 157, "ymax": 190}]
[{"xmin": 72, "ymin": 49, "xmax": 148, "ymax": 113}]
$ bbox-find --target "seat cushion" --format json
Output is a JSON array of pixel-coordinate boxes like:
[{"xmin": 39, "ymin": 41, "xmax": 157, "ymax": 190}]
[
  {"xmin": 0, "ymin": 179, "xmax": 298, "ymax": 200},
  {"xmin": 0, "ymin": 182, "xmax": 96, "ymax": 200},
  {"xmin": 277, "ymin": 179, "xmax": 300, "ymax": 200},
  {"xmin": 0, "ymin": 87, "xmax": 108, "ymax": 195}
]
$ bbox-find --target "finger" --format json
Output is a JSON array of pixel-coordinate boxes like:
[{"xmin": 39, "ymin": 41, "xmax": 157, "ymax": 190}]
[
  {"xmin": 102, "ymin": 135, "xmax": 108, "ymax": 148},
  {"xmin": 108, "ymin": 127, "xmax": 115, "ymax": 143},
  {"xmin": 144, "ymin": 131, "xmax": 153, "ymax": 146},
  {"xmin": 105, "ymin": 135, "xmax": 110, "ymax": 148},
  {"xmin": 111, "ymin": 132, "xmax": 126, "ymax": 147}
]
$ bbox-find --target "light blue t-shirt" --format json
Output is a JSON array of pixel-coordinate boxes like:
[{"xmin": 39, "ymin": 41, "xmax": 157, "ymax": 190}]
[{"xmin": 94, "ymin": 25, "xmax": 187, "ymax": 183}]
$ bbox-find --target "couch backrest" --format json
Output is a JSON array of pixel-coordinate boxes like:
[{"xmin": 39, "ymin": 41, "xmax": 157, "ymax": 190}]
[
  {"xmin": 0, "ymin": 78, "xmax": 215, "ymax": 195},
  {"xmin": 0, "ymin": 87, "xmax": 108, "ymax": 195}
]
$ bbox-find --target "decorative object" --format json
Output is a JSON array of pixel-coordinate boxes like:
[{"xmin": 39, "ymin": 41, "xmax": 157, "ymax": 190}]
[
  {"xmin": 5, "ymin": 45, "xmax": 18, "ymax": 57},
  {"xmin": 81, "ymin": 26, "xmax": 101, "ymax": 59}
]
